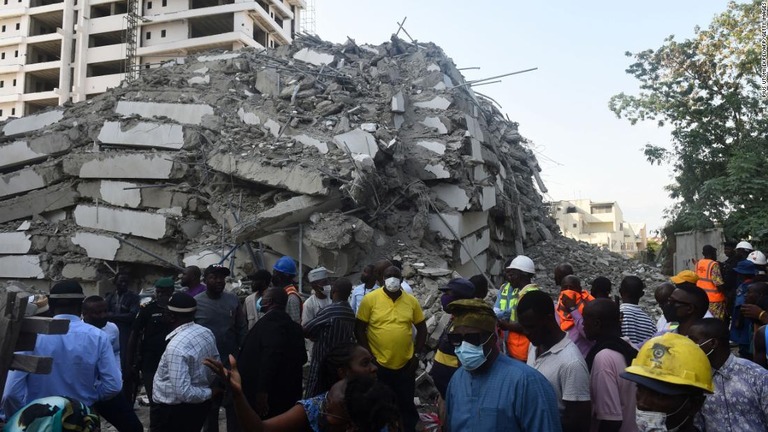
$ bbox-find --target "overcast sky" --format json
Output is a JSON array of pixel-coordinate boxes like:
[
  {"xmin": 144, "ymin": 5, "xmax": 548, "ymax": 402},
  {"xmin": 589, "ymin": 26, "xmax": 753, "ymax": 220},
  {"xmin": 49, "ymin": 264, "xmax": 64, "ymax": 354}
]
[{"xmin": 313, "ymin": 1, "xmax": 733, "ymax": 234}]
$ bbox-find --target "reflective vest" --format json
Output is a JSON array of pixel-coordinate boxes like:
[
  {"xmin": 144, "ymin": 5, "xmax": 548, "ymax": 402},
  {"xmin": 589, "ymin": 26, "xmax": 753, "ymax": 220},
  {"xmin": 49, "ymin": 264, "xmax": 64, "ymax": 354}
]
[
  {"xmin": 498, "ymin": 283, "xmax": 538, "ymax": 361},
  {"xmin": 696, "ymin": 259, "xmax": 724, "ymax": 303},
  {"xmin": 284, "ymin": 284, "xmax": 303, "ymax": 315},
  {"xmin": 557, "ymin": 290, "xmax": 594, "ymax": 331}
]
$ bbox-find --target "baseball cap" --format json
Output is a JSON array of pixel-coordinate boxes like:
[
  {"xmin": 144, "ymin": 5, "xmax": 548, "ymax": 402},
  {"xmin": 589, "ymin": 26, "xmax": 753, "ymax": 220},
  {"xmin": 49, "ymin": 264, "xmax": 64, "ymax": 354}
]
[
  {"xmin": 438, "ymin": 278, "xmax": 476, "ymax": 299},
  {"xmin": 204, "ymin": 264, "xmax": 231, "ymax": 277},
  {"xmin": 670, "ymin": 270, "xmax": 698, "ymax": 285}
]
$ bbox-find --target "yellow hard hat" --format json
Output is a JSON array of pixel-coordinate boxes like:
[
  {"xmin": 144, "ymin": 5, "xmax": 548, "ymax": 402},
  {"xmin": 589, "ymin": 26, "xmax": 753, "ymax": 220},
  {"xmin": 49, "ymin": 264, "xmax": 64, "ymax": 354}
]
[
  {"xmin": 670, "ymin": 270, "xmax": 698, "ymax": 285},
  {"xmin": 621, "ymin": 332, "xmax": 714, "ymax": 394}
]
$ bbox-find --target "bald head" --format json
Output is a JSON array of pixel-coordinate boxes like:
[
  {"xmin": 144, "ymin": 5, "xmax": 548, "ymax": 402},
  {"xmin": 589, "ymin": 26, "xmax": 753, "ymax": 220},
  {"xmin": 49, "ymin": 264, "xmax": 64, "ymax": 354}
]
[
  {"xmin": 373, "ymin": 259, "xmax": 393, "ymax": 285},
  {"xmin": 554, "ymin": 263, "xmax": 574, "ymax": 286},
  {"xmin": 561, "ymin": 274, "xmax": 582, "ymax": 292},
  {"xmin": 654, "ymin": 282, "xmax": 676, "ymax": 306}
]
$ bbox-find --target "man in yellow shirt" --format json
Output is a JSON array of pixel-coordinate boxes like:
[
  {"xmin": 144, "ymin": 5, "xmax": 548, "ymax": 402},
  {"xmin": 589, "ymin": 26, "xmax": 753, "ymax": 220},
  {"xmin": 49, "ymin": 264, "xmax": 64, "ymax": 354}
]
[{"xmin": 355, "ymin": 265, "xmax": 427, "ymax": 432}]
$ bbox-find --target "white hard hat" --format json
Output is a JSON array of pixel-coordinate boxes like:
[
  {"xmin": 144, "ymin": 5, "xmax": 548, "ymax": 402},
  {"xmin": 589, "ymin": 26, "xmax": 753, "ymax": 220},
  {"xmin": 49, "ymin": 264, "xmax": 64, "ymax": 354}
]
[
  {"xmin": 748, "ymin": 251, "xmax": 767, "ymax": 265},
  {"xmin": 506, "ymin": 255, "xmax": 535, "ymax": 274},
  {"xmin": 736, "ymin": 241, "xmax": 754, "ymax": 251}
]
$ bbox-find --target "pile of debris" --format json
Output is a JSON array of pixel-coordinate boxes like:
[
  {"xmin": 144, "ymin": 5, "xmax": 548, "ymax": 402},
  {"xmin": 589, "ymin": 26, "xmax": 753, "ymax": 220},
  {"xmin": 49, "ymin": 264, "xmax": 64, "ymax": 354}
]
[{"xmin": 0, "ymin": 33, "xmax": 557, "ymax": 294}]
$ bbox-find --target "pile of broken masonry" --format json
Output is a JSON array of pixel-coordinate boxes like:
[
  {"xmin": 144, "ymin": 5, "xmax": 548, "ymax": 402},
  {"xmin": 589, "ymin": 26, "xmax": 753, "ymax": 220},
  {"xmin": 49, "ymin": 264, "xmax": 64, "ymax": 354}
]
[
  {"xmin": 0, "ymin": 32, "xmax": 670, "ymax": 405},
  {"xmin": 0, "ymin": 33, "xmax": 561, "ymax": 295}
]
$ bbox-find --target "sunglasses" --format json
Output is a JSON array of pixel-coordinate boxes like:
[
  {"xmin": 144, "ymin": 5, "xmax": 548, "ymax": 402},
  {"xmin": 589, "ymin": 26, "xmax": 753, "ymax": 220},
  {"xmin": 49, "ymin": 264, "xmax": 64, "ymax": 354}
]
[{"xmin": 446, "ymin": 332, "xmax": 493, "ymax": 347}]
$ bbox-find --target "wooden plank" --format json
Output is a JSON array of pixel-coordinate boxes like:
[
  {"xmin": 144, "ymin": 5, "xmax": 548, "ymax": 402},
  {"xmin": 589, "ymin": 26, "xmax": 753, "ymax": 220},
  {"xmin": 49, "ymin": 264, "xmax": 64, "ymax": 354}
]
[
  {"xmin": 10, "ymin": 354, "xmax": 53, "ymax": 374},
  {"xmin": 0, "ymin": 292, "xmax": 29, "ymax": 399},
  {"xmin": 20, "ymin": 316, "xmax": 70, "ymax": 335}
]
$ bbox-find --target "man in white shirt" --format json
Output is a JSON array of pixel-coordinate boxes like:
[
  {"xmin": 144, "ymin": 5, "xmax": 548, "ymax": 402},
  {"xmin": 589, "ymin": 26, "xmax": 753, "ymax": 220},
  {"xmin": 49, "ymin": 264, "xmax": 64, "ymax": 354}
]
[
  {"xmin": 302, "ymin": 267, "xmax": 333, "ymax": 326},
  {"xmin": 151, "ymin": 293, "xmax": 219, "ymax": 432}
]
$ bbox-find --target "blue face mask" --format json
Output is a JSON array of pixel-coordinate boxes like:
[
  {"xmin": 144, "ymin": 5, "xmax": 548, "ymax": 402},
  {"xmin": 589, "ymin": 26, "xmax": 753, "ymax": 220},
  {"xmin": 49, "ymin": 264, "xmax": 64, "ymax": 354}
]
[
  {"xmin": 256, "ymin": 297, "xmax": 263, "ymax": 313},
  {"xmin": 454, "ymin": 334, "xmax": 492, "ymax": 371}
]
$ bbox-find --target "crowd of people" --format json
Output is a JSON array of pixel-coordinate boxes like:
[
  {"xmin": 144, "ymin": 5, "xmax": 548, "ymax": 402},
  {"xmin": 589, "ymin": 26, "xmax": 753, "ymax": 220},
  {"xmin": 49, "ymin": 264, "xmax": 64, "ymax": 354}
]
[{"xmin": 2, "ymin": 242, "xmax": 768, "ymax": 432}]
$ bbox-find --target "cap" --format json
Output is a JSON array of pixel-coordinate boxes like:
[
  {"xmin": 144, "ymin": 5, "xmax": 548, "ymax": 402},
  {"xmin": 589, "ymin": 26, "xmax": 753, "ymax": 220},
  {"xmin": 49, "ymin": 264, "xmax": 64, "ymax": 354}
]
[
  {"xmin": 274, "ymin": 256, "xmax": 298, "ymax": 276},
  {"xmin": 49, "ymin": 280, "xmax": 85, "ymax": 299},
  {"xmin": 748, "ymin": 251, "xmax": 767, "ymax": 266},
  {"xmin": 204, "ymin": 264, "xmax": 231, "ymax": 277},
  {"xmin": 167, "ymin": 292, "xmax": 197, "ymax": 313},
  {"xmin": 736, "ymin": 241, "xmax": 754, "ymax": 251},
  {"xmin": 154, "ymin": 277, "xmax": 175, "ymax": 289},
  {"xmin": 438, "ymin": 278, "xmax": 476, "ymax": 299},
  {"xmin": 308, "ymin": 267, "xmax": 333, "ymax": 282},
  {"xmin": 734, "ymin": 260, "xmax": 757, "ymax": 275},
  {"xmin": 445, "ymin": 299, "xmax": 497, "ymax": 333},
  {"xmin": 506, "ymin": 255, "xmax": 535, "ymax": 274},
  {"xmin": 670, "ymin": 270, "xmax": 698, "ymax": 285}
]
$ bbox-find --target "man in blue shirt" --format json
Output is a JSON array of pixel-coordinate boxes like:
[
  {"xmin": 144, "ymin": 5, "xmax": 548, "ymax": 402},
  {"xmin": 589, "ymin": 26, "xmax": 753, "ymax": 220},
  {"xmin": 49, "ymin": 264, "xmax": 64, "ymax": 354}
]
[
  {"xmin": 444, "ymin": 299, "xmax": 561, "ymax": 432},
  {"xmin": 1, "ymin": 280, "xmax": 122, "ymax": 418}
]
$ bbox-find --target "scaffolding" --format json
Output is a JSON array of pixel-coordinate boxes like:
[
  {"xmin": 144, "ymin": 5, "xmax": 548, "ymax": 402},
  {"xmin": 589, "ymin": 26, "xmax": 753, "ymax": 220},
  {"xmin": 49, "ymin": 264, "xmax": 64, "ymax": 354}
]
[
  {"xmin": 124, "ymin": 0, "xmax": 141, "ymax": 81},
  {"xmin": 301, "ymin": 0, "xmax": 316, "ymax": 35}
]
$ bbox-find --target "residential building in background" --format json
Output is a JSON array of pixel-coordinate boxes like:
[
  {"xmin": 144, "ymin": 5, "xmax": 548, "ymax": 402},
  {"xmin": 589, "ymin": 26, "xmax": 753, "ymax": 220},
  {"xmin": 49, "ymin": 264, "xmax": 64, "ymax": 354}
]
[
  {"xmin": 0, "ymin": 0, "xmax": 304, "ymax": 120},
  {"xmin": 550, "ymin": 199, "xmax": 647, "ymax": 256}
]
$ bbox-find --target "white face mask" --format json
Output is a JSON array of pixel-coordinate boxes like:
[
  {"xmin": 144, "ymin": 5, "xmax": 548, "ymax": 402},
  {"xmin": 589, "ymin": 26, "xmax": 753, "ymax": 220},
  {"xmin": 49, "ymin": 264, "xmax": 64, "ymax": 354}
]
[
  {"xmin": 322, "ymin": 285, "xmax": 332, "ymax": 296},
  {"xmin": 635, "ymin": 398, "xmax": 689, "ymax": 432},
  {"xmin": 384, "ymin": 277, "xmax": 401, "ymax": 293}
]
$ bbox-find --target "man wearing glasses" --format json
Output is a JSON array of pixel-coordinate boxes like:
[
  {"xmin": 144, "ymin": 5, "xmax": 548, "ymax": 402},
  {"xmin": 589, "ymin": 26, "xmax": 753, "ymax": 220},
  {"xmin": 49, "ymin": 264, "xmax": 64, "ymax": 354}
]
[
  {"xmin": 443, "ymin": 299, "xmax": 561, "ymax": 431},
  {"xmin": 660, "ymin": 271, "xmax": 710, "ymax": 336}
]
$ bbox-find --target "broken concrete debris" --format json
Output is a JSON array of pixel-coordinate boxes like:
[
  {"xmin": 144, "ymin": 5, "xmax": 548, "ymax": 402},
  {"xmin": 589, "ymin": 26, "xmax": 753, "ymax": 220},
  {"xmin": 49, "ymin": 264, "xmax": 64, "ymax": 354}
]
[{"xmin": 0, "ymin": 33, "xmax": 562, "ymax": 297}]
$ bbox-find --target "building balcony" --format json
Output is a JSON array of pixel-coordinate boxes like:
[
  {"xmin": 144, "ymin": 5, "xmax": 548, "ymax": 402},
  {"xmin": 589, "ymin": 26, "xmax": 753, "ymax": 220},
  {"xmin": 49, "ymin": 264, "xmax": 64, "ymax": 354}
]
[
  {"xmin": 87, "ymin": 43, "xmax": 125, "ymax": 63},
  {"xmin": 137, "ymin": 31, "xmax": 258, "ymax": 57},
  {"xmin": 89, "ymin": 14, "xmax": 127, "ymax": 35}
]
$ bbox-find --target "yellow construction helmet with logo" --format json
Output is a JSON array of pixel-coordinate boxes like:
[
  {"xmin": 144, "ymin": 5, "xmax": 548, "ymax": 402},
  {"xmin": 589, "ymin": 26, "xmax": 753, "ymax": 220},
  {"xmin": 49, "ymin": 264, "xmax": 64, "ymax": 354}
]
[{"xmin": 621, "ymin": 332, "xmax": 714, "ymax": 394}]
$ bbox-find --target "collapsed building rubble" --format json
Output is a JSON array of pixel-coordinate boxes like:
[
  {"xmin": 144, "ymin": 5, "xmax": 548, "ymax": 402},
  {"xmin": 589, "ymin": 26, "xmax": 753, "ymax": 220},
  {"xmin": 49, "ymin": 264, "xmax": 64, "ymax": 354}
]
[{"xmin": 0, "ymin": 33, "xmax": 559, "ymax": 294}]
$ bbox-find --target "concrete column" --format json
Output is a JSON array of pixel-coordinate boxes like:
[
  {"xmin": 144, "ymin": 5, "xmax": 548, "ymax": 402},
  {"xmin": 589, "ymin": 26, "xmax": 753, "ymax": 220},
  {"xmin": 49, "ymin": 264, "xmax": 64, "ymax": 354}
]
[
  {"xmin": 58, "ymin": 0, "xmax": 76, "ymax": 104},
  {"xmin": 71, "ymin": 0, "xmax": 90, "ymax": 102}
]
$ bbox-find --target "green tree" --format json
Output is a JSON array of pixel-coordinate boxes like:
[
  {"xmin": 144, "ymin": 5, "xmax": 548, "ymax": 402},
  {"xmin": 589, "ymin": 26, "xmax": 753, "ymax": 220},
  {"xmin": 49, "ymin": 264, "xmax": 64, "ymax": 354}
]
[{"xmin": 609, "ymin": 0, "xmax": 768, "ymax": 240}]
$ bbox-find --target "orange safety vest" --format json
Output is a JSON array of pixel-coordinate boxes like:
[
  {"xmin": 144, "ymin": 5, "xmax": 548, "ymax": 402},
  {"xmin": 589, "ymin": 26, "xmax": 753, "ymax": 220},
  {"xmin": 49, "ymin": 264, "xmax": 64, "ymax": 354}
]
[
  {"xmin": 498, "ymin": 284, "xmax": 538, "ymax": 362},
  {"xmin": 696, "ymin": 259, "xmax": 724, "ymax": 303},
  {"xmin": 557, "ymin": 290, "xmax": 594, "ymax": 331},
  {"xmin": 284, "ymin": 284, "xmax": 304, "ymax": 315}
]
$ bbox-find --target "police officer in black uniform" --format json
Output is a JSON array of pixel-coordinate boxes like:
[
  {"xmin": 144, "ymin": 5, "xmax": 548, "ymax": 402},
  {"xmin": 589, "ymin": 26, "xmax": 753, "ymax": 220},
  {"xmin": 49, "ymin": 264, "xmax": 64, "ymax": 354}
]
[{"xmin": 125, "ymin": 277, "xmax": 175, "ymax": 404}]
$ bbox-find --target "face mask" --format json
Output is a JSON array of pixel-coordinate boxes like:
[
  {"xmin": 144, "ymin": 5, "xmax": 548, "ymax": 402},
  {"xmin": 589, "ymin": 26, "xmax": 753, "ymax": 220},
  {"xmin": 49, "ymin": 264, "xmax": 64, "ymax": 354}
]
[
  {"xmin": 323, "ymin": 285, "xmax": 332, "ymax": 296},
  {"xmin": 384, "ymin": 277, "xmax": 401, "ymax": 293},
  {"xmin": 440, "ymin": 293, "xmax": 454, "ymax": 310},
  {"xmin": 661, "ymin": 302, "xmax": 680, "ymax": 323},
  {"xmin": 256, "ymin": 297, "xmax": 263, "ymax": 313},
  {"xmin": 454, "ymin": 334, "xmax": 492, "ymax": 371},
  {"xmin": 697, "ymin": 338, "xmax": 714, "ymax": 357},
  {"xmin": 636, "ymin": 398, "xmax": 689, "ymax": 432}
]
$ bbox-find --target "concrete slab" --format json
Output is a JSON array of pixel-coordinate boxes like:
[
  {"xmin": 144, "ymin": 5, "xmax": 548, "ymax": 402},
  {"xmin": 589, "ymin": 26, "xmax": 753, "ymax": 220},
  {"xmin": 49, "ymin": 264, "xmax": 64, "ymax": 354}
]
[
  {"xmin": 197, "ymin": 52, "xmax": 241, "ymax": 62},
  {"xmin": 433, "ymin": 75, "xmax": 454, "ymax": 90},
  {"xmin": 428, "ymin": 211, "xmax": 488, "ymax": 239},
  {"xmin": 64, "ymin": 153, "xmax": 185, "ymax": 179},
  {"xmin": 188, "ymin": 75, "xmax": 210, "ymax": 85},
  {"xmin": 456, "ymin": 252, "xmax": 488, "ymax": 278},
  {"xmin": 292, "ymin": 134, "xmax": 328, "ymax": 154},
  {"xmin": 423, "ymin": 163, "xmax": 450, "ymax": 179},
  {"xmin": 259, "ymin": 231, "xmax": 356, "ymax": 276},
  {"xmin": 293, "ymin": 48, "xmax": 335, "ymax": 66},
  {"xmin": 61, "ymin": 263, "xmax": 99, "ymax": 280},
  {"xmin": 97, "ymin": 121, "xmax": 184, "ymax": 150},
  {"xmin": 233, "ymin": 194, "xmax": 343, "ymax": 242},
  {"xmin": 208, "ymin": 153, "xmax": 329, "ymax": 196},
  {"xmin": 465, "ymin": 115, "xmax": 484, "ymax": 142},
  {"xmin": 431, "ymin": 184, "xmax": 470, "ymax": 211},
  {"xmin": 100, "ymin": 180, "xmax": 142, "ymax": 207},
  {"xmin": 481, "ymin": 186, "xmax": 496, "ymax": 211},
  {"xmin": 114, "ymin": 101, "xmax": 213, "ymax": 125},
  {"xmin": 420, "ymin": 117, "xmax": 448, "ymax": 135},
  {"xmin": 73, "ymin": 204, "xmax": 171, "ymax": 240},
  {"xmin": 0, "ymin": 232, "xmax": 32, "ymax": 254},
  {"xmin": 417, "ymin": 140, "xmax": 446, "ymax": 155},
  {"xmin": 263, "ymin": 118, "xmax": 281, "ymax": 137},
  {"xmin": 0, "ymin": 255, "xmax": 44, "ymax": 278},
  {"xmin": 393, "ymin": 114, "xmax": 405, "ymax": 130},
  {"xmin": 0, "ymin": 184, "xmax": 78, "ymax": 224},
  {"xmin": 183, "ymin": 249, "xmax": 229, "ymax": 269},
  {"xmin": 72, "ymin": 231, "xmax": 180, "ymax": 265},
  {"xmin": 255, "ymin": 67, "xmax": 280, "ymax": 96},
  {"xmin": 427, "ymin": 64, "xmax": 441, "ymax": 72},
  {"xmin": 474, "ymin": 164, "xmax": 488, "ymax": 181},
  {"xmin": 2, "ymin": 110, "xmax": 64, "ymax": 136},
  {"xmin": 391, "ymin": 91, "xmax": 406, "ymax": 113},
  {"xmin": 459, "ymin": 228, "xmax": 490, "ymax": 264},
  {"xmin": 0, "ymin": 164, "xmax": 63, "ymax": 198},
  {"xmin": 0, "ymin": 135, "xmax": 72, "ymax": 170},
  {"xmin": 333, "ymin": 129, "xmax": 378, "ymax": 158},
  {"xmin": 237, "ymin": 108, "xmax": 261, "ymax": 125},
  {"xmin": 415, "ymin": 96, "xmax": 451, "ymax": 110}
]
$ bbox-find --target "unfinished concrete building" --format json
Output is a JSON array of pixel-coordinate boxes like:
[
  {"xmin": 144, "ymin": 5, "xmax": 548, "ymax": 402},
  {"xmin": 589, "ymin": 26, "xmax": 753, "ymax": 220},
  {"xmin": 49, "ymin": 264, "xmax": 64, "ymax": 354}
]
[
  {"xmin": 0, "ymin": 0, "xmax": 304, "ymax": 121},
  {"xmin": 0, "ymin": 34, "xmax": 557, "ymax": 296}
]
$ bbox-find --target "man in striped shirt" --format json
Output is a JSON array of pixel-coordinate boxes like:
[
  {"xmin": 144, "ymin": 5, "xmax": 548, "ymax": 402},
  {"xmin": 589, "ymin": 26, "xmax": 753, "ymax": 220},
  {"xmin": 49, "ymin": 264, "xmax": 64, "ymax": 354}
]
[
  {"xmin": 618, "ymin": 276, "xmax": 656, "ymax": 346},
  {"xmin": 303, "ymin": 278, "xmax": 357, "ymax": 397}
]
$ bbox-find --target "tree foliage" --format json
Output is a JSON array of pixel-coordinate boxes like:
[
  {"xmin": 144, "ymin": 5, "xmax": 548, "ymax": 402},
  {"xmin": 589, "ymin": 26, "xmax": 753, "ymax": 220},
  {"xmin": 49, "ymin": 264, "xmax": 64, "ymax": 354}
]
[{"xmin": 609, "ymin": 0, "xmax": 768, "ymax": 240}]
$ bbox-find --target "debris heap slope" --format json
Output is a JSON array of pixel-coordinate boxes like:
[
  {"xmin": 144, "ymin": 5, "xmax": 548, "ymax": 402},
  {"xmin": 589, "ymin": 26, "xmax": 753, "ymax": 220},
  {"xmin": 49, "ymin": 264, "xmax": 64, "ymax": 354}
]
[{"xmin": 0, "ymin": 34, "xmax": 557, "ymax": 293}]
